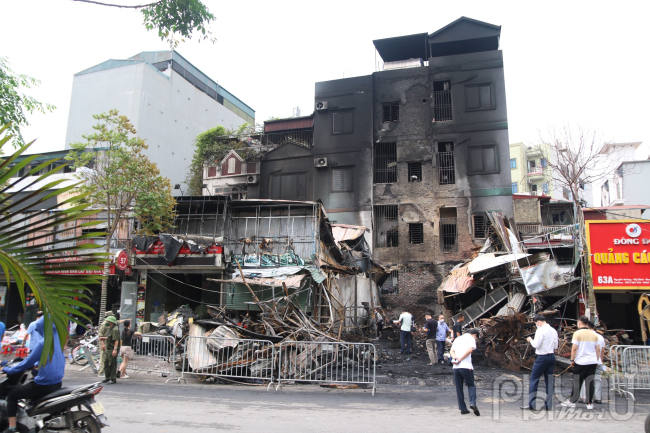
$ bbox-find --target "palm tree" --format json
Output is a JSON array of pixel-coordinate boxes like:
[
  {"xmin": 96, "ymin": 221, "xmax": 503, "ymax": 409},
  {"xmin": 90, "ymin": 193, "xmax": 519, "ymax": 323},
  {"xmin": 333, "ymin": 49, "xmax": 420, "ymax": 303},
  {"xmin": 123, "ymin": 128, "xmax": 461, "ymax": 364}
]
[{"xmin": 0, "ymin": 124, "xmax": 108, "ymax": 364}]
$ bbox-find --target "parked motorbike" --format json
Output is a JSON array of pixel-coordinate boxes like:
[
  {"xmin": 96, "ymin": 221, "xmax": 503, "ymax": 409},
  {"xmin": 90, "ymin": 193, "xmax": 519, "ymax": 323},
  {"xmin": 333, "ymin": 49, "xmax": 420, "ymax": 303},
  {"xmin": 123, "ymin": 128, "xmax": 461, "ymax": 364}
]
[{"xmin": 0, "ymin": 358, "xmax": 108, "ymax": 432}]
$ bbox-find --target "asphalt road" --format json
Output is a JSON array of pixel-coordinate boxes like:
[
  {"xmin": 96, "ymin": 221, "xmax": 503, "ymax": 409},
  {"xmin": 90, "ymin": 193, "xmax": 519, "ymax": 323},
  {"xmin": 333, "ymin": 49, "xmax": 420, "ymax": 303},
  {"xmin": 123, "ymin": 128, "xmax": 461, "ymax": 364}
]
[{"xmin": 61, "ymin": 367, "xmax": 650, "ymax": 433}]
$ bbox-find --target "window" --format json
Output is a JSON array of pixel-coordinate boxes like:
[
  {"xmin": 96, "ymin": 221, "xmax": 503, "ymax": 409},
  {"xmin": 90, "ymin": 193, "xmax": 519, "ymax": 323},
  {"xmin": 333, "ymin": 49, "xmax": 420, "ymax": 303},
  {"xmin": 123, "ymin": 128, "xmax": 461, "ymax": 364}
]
[
  {"xmin": 246, "ymin": 162, "xmax": 257, "ymax": 174},
  {"xmin": 437, "ymin": 142, "xmax": 455, "ymax": 184},
  {"xmin": 510, "ymin": 158, "xmax": 517, "ymax": 169},
  {"xmin": 332, "ymin": 168, "xmax": 353, "ymax": 192},
  {"xmin": 467, "ymin": 145, "xmax": 499, "ymax": 175},
  {"xmin": 531, "ymin": 184, "xmax": 538, "ymax": 195},
  {"xmin": 542, "ymin": 183, "xmax": 549, "ymax": 193},
  {"xmin": 270, "ymin": 173, "xmax": 306, "ymax": 200},
  {"xmin": 382, "ymin": 102, "xmax": 399, "ymax": 122},
  {"xmin": 540, "ymin": 158, "xmax": 547, "ymax": 168},
  {"xmin": 227, "ymin": 157, "xmax": 236, "ymax": 174},
  {"xmin": 433, "ymin": 81, "xmax": 452, "ymax": 121},
  {"xmin": 374, "ymin": 205, "xmax": 398, "ymax": 248},
  {"xmin": 472, "ymin": 214, "xmax": 488, "ymax": 239},
  {"xmin": 465, "ymin": 83, "xmax": 494, "ymax": 110},
  {"xmin": 440, "ymin": 208, "xmax": 457, "ymax": 253},
  {"xmin": 408, "ymin": 162, "xmax": 422, "ymax": 182},
  {"xmin": 332, "ymin": 110, "xmax": 353, "ymax": 134},
  {"xmin": 512, "ymin": 182, "xmax": 518, "ymax": 194},
  {"xmin": 208, "ymin": 166, "xmax": 217, "ymax": 177},
  {"xmin": 409, "ymin": 223, "xmax": 424, "ymax": 244},
  {"xmin": 374, "ymin": 142, "xmax": 397, "ymax": 184},
  {"xmin": 380, "ymin": 271, "xmax": 399, "ymax": 295}
]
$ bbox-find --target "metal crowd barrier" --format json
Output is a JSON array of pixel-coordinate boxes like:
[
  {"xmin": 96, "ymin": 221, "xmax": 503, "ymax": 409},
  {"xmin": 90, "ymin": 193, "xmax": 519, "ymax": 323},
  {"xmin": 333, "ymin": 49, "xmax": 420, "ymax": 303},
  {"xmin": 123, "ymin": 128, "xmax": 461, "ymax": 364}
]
[
  {"xmin": 179, "ymin": 336, "xmax": 276, "ymax": 390},
  {"xmin": 128, "ymin": 334, "xmax": 177, "ymax": 382},
  {"xmin": 276, "ymin": 341, "xmax": 376, "ymax": 395},
  {"xmin": 610, "ymin": 345, "xmax": 650, "ymax": 400}
]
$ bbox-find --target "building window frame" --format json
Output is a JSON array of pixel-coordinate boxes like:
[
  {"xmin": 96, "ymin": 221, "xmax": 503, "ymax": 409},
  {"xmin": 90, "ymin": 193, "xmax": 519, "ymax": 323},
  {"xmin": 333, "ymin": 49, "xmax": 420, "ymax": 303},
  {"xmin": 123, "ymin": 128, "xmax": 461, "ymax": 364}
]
[
  {"xmin": 467, "ymin": 144, "xmax": 500, "ymax": 175},
  {"xmin": 331, "ymin": 167, "xmax": 354, "ymax": 192},
  {"xmin": 380, "ymin": 270, "xmax": 399, "ymax": 295},
  {"xmin": 408, "ymin": 223, "xmax": 424, "ymax": 244},
  {"xmin": 332, "ymin": 110, "xmax": 354, "ymax": 135},
  {"xmin": 510, "ymin": 158, "xmax": 517, "ymax": 169},
  {"xmin": 373, "ymin": 142, "xmax": 397, "ymax": 184},
  {"xmin": 407, "ymin": 162, "xmax": 422, "ymax": 182},
  {"xmin": 512, "ymin": 182, "xmax": 518, "ymax": 194},
  {"xmin": 472, "ymin": 214, "xmax": 488, "ymax": 239},
  {"xmin": 382, "ymin": 102, "xmax": 399, "ymax": 123},
  {"xmin": 464, "ymin": 82, "xmax": 496, "ymax": 112},
  {"xmin": 373, "ymin": 204, "xmax": 399, "ymax": 248},
  {"xmin": 437, "ymin": 141, "xmax": 456, "ymax": 185}
]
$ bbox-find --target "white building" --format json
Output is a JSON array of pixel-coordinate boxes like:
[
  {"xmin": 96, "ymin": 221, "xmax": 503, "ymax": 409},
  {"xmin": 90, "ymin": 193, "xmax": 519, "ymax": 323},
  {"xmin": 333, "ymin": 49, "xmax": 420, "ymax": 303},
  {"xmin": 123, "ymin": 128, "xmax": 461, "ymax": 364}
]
[{"xmin": 64, "ymin": 51, "xmax": 255, "ymax": 195}]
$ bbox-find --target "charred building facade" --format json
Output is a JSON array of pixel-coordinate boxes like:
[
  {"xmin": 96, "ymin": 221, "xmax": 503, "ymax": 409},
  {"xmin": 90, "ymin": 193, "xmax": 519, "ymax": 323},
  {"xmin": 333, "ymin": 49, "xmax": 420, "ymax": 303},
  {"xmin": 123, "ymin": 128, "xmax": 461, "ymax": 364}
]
[{"xmin": 246, "ymin": 17, "xmax": 514, "ymax": 316}]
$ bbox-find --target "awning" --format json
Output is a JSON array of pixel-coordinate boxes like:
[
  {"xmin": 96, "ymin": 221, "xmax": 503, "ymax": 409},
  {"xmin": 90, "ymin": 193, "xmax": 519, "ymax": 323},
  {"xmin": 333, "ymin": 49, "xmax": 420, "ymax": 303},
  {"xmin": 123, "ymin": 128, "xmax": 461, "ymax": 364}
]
[{"xmin": 468, "ymin": 252, "xmax": 531, "ymax": 275}]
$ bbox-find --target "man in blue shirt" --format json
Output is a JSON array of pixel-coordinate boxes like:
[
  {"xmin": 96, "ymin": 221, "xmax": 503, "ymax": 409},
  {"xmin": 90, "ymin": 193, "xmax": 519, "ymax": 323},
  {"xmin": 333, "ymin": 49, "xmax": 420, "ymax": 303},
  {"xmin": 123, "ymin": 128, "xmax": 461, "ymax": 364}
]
[
  {"xmin": 436, "ymin": 314, "xmax": 452, "ymax": 364},
  {"xmin": 23, "ymin": 311, "xmax": 43, "ymax": 351},
  {"xmin": 2, "ymin": 316, "xmax": 65, "ymax": 432}
]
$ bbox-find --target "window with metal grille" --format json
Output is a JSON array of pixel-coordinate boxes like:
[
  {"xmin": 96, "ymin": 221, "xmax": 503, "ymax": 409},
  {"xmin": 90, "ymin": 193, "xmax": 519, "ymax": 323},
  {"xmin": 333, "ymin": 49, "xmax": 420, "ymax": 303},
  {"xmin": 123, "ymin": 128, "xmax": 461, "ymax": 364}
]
[
  {"xmin": 433, "ymin": 81, "xmax": 452, "ymax": 121},
  {"xmin": 382, "ymin": 102, "xmax": 399, "ymax": 122},
  {"xmin": 467, "ymin": 145, "xmax": 499, "ymax": 175},
  {"xmin": 408, "ymin": 162, "xmax": 422, "ymax": 182},
  {"xmin": 409, "ymin": 223, "xmax": 423, "ymax": 244},
  {"xmin": 332, "ymin": 110, "xmax": 353, "ymax": 134},
  {"xmin": 380, "ymin": 270, "xmax": 399, "ymax": 295},
  {"xmin": 472, "ymin": 214, "xmax": 487, "ymax": 239},
  {"xmin": 465, "ymin": 83, "xmax": 494, "ymax": 110},
  {"xmin": 374, "ymin": 142, "xmax": 397, "ymax": 184},
  {"xmin": 208, "ymin": 166, "xmax": 217, "ymax": 177},
  {"xmin": 332, "ymin": 168, "xmax": 353, "ymax": 192},
  {"xmin": 437, "ymin": 142, "xmax": 455, "ymax": 184},
  {"xmin": 440, "ymin": 207, "xmax": 457, "ymax": 253},
  {"xmin": 373, "ymin": 205, "xmax": 398, "ymax": 248}
]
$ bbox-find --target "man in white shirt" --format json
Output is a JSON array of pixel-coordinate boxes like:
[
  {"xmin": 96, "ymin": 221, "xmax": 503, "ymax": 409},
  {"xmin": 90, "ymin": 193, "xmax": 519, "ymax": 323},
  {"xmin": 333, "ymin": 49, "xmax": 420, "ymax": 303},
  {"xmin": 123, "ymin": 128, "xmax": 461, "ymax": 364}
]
[
  {"xmin": 393, "ymin": 310, "xmax": 413, "ymax": 355},
  {"xmin": 580, "ymin": 320, "xmax": 605, "ymax": 404},
  {"xmin": 450, "ymin": 328, "xmax": 480, "ymax": 416},
  {"xmin": 562, "ymin": 316, "xmax": 600, "ymax": 410},
  {"xmin": 524, "ymin": 314, "xmax": 558, "ymax": 410}
]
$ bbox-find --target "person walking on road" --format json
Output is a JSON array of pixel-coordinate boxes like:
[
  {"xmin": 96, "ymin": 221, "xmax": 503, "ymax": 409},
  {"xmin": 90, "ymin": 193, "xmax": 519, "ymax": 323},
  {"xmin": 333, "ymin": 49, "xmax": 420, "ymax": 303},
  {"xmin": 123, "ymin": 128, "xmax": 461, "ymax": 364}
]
[
  {"xmin": 580, "ymin": 320, "xmax": 605, "ymax": 404},
  {"xmin": 561, "ymin": 315, "xmax": 600, "ymax": 410},
  {"xmin": 393, "ymin": 310, "xmax": 413, "ymax": 354},
  {"xmin": 118, "ymin": 320, "xmax": 141, "ymax": 379},
  {"xmin": 450, "ymin": 328, "xmax": 481, "ymax": 416},
  {"xmin": 99, "ymin": 316, "xmax": 120, "ymax": 384},
  {"xmin": 422, "ymin": 314, "xmax": 438, "ymax": 365},
  {"xmin": 436, "ymin": 315, "xmax": 451, "ymax": 364},
  {"xmin": 524, "ymin": 314, "xmax": 558, "ymax": 410}
]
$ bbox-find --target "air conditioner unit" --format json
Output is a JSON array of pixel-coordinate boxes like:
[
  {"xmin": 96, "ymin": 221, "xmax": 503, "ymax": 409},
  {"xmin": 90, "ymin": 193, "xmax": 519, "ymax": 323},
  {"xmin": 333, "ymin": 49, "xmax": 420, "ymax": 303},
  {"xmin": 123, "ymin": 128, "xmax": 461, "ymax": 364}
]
[
  {"xmin": 246, "ymin": 175, "xmax": 258, "ymax": 184},
  {"xmin": 315, "ymin": 100, "xmax": 329, "ymax": 111},
  {"xmin": 314, "ymin": 157, "xmax": 328, "ymax": 168}
]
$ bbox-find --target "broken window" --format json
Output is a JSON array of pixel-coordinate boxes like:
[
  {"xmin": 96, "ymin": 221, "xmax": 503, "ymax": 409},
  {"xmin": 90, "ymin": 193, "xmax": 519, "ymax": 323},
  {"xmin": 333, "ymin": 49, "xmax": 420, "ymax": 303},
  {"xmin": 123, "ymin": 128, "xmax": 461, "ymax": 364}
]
[
  {"xmin": 380, "ymin": 270, "xmax": 399, "ymax": 295},
  {"xmin": 465, "ymin": 83, "xmax": 494, "ymax": 110},
  {"xmin": 467, "ymin": 145, "xmax": 499, "ymax": 175},
  {"xmin": 374, "ymin": 205, "xmax": 398, "ymax": 248},
  {"xmin": 270, "ymin": 173, "xmax": 307, "ymax": 200},
  {"xmin": 208, "ymin": 166, "xmax": 217, "ymax": 177},
  {"xmin": 440, "ymin": 207, "xmax": 457, "ymax": 253},
  {"xmin": 332, "ymin": 168, "xmax": 353, "ymax": 192},
  {"xmin": 409, "ymin": 223, "xmax": 424, "ymax": 244},
  {"xmin": 437, "ymin": 141, "xmax": 455, "ymax": 184},
  {"xmin": 472, "ymin": 214, "xmax": 488, "ymax": 239},
  {"xmin": 408, "ymin": 162, "xmax": 422, "ymax": 182},
  {"xmin": 433, "ymin": 81, "xmax": 452, "ymax": 121},
  {"xmin": 332, "ymin": 110, "xmax": 353, "ymax": 134},
  {"xmin": 374, "ymin": 142, "xmax": 397, "ymax": 184},
  {"xmin": 382, "ymin": 102, "xmax": 399, "ymax": 122}
]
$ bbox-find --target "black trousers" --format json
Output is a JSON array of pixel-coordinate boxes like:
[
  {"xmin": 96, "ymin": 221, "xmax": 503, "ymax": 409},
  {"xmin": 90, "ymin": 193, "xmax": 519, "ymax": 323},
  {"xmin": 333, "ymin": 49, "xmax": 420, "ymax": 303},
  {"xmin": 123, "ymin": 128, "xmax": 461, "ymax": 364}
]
[
  {"xmin": 570, "ymin": 363, "xmax": 597, "ymax": 404},
  {"xmin": 7, "ymin": 381, "xmax": 62, "ymax": 417}
]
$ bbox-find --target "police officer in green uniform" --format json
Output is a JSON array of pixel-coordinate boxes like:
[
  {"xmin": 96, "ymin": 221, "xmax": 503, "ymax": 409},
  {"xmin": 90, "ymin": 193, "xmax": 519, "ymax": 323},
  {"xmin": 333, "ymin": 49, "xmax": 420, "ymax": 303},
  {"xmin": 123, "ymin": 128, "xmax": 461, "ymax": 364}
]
[{"xmin": 100, "ymin": 316, "xmax": 120, "ymax": 384}]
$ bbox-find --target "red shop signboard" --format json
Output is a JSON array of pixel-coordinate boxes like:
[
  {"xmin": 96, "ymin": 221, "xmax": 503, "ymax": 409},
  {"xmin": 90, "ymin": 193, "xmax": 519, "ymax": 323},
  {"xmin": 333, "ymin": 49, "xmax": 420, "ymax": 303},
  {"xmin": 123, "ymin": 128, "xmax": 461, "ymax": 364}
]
[{"xmin": 586, "ymin": 220, "xmax": 650, "ymax": 290}]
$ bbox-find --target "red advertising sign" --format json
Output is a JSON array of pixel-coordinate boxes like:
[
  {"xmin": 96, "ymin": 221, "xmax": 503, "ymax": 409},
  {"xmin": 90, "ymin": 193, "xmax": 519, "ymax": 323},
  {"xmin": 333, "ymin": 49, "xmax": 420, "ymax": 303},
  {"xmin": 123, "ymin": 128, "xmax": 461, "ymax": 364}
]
[
  {"xmin": 586, "ymin": 220, "xmax": 650, "ymax": 290},
  {"xmin": 115, "ymin": 250, "xmax": 129, "ymax": 271}
]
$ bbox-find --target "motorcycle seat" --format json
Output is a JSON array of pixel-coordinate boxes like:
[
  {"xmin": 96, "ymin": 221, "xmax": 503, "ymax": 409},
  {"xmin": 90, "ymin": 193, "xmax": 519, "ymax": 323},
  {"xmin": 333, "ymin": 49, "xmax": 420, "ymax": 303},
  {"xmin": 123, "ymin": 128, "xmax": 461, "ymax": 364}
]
[{"xmin": 32, "ymin": 387, "xmax": 72, "ymax": 406}]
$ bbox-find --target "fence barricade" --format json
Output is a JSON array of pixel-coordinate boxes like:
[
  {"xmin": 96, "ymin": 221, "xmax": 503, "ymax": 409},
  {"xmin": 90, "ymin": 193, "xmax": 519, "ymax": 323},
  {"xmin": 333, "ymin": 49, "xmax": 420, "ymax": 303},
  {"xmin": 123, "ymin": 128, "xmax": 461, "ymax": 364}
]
[
  {"xmin": 610, "ymin": 345, "xmax": 650, "ymax": 400},
  {"xmin": 276, "ymin": 341, "xmax": 376, "ymax": 395},
  {"xmin": 179, "ymin": 336, "xmax": 276, "ymax": 389},
  {"xmin": 128, "ymin": 334, "xmax": 177, "ymax": 382}
]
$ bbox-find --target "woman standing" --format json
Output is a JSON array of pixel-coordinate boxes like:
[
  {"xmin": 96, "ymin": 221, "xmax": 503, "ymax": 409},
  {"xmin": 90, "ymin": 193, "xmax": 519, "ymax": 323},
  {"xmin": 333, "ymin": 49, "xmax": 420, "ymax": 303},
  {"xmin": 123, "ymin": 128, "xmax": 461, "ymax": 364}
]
[{"xmin": 118, "ymin": 320, "xmax": 141, "ymax": 379}]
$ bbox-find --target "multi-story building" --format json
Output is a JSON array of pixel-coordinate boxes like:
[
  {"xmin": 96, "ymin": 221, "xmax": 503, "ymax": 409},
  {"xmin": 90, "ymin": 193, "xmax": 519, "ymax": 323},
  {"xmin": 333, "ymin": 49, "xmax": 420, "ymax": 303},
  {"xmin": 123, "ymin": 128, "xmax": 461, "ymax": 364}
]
[
  {"xmin": 64, "ymin": 50, "xmax": 255, "ymax": 195},
  {"xmin": 510, "ymin": 142, "xmax": 559, "ymax": 198},
  {"xmin": 239, "ymin": 17, "xmax": 514, "ymax": 315}
]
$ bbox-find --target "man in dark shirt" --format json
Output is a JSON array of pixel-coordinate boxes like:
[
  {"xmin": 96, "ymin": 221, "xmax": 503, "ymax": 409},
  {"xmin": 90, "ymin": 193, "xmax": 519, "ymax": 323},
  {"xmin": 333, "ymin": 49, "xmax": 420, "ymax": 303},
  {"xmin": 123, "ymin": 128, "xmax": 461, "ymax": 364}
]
[
  {"xmin": 453, "ymin": 314, "xmax": 465, "ymax": 341},
  {"xmin": 422, "ymin": 314, "xmax": 439, "ymax": 366}
]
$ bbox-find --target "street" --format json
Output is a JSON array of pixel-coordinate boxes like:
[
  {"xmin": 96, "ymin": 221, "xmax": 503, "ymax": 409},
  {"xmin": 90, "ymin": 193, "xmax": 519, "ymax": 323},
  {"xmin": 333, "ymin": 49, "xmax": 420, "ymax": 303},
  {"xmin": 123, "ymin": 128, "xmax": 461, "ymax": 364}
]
[{"xmin": 63, "ymin": 369, "xmax": 649, "ymax": 432}]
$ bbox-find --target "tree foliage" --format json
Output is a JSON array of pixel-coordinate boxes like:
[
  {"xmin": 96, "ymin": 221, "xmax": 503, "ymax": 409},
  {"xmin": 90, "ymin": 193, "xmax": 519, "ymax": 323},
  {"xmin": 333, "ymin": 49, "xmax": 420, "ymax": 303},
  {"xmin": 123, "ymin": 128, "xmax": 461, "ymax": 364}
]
[
  {"xmin": 67, "ymin": 110, "xmax": 176, "ymax": 317},
  {"xmin": 0, "ymin": 123, "xmax": 108, "ymax": 365},
  {"xmin": 186, "ymin": 123, "xmax": 255, "ymax": 195},
  {"xmin": 72, "ymin": 0, "xmax": 216, "ymax": 48},
  {"xmin": 0, "ymin": 57, "xmax": 55, "ymax": 148}
]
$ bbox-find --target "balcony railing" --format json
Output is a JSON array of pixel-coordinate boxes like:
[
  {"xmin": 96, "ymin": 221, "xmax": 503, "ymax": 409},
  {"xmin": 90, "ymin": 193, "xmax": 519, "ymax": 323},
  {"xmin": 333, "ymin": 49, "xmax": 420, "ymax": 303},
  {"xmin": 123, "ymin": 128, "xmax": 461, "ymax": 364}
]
[
  {"xmin": 261, "ymin": 130, "xmax": 313, "ymax": 149},
  {"xmin": 518, "ymin": 224, "xmax": 574, "ymax": 236},
  {"xmin": 527, "ymin": 168, "xmax": 544, "ymax": 176}
]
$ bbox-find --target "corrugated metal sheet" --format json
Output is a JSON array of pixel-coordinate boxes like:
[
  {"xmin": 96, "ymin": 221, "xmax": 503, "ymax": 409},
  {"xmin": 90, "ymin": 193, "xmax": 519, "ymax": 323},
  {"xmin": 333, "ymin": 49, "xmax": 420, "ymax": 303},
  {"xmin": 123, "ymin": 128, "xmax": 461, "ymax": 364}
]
[
  {"xmin": 467, "ymin": 252, "xmax": 531, "ymax": 274},
  {"xmin": 496, "ymin": 293, "xmax": 526, "ymax": 316},
  {"xmin": 224, "ymin": 282, "xmax": 309, "ymax": 311},
  {"xmin": 264, "ymin": 117, "xmax": 314, "ymax": 132},
  {"xmin": 428, "ymin": 17, "xmax": 501, "ymax": 44},
  {"xmin": 331, "ymin": 224, "xmax": 367, "ymax": 244}
]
